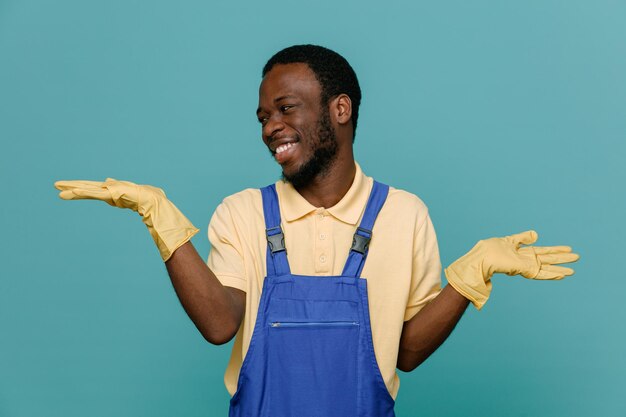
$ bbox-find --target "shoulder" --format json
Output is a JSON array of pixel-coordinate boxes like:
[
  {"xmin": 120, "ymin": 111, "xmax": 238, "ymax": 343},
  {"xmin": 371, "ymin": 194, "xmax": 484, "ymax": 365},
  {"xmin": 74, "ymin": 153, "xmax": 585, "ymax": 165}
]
[
  {"xmin": 373, "ymin": 184, "xmax": 433, "ymax": 238},
  {"xmin": 220, "ymin": 188, "xmax": 263, "ymax": 214},
  {"xmin": 209, "ymin": 188, "xmax": 263, "ymax": 230},
  {"xmin": 376, "ymin": 185, "xmax": 438, "ymax": 254},
  {"xmin": 384, "ymin": 185, "xmax": 430, "ymax": 218}
]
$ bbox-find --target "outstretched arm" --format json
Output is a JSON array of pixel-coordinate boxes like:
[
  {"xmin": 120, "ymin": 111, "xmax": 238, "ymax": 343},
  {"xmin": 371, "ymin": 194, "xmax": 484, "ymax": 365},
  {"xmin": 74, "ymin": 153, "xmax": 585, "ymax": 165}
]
[
  {"xmin": 397, "ymin": 230, "xmax": 580, "ymax": 372},
  {"xmin": 165, "ymin": 241, "xmax": 245, "ymax": 345},
  {"xmin": 397, "ymin": 284, "xmax": 468, "ymax": 372},
  {"xmin": 55, "ymin": 179, "xmax": 245, "ymax": 345}
]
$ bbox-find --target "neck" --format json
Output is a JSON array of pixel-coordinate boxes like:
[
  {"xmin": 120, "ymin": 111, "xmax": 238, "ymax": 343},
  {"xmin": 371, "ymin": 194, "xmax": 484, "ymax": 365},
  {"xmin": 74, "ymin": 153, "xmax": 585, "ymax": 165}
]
[{"xmin": 294, "ymin": 152, "xmax": 356, "ymax": 208}]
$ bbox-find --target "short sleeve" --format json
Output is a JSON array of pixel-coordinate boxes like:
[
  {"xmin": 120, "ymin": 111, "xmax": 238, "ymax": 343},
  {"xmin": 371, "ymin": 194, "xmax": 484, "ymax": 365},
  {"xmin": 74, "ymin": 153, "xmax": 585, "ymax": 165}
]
[
  {"xmin": 206, "ymin": 201, "xmax": 247, "ymax": 293},
  {"xmin": 403, "ymin": 211, "xmax": 443, "ymax": 321}
]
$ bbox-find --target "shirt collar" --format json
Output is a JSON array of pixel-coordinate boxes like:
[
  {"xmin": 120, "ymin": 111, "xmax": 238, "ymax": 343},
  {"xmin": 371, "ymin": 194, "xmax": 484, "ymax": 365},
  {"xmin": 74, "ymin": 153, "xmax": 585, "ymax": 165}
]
[{"xmin": 275, "ymin": 162, "xmax": 373, "ymax": 225}]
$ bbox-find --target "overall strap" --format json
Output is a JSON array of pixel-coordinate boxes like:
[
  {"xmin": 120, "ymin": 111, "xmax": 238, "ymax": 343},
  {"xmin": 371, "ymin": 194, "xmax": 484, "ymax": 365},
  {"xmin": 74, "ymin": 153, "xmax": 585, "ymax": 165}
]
[
  {"xmin": 260, "ymin": 184, "xmax": 291, "ymax": 276},
  {"xmin": 342, "ymin": 181, "xmax": 390, "ymax": 278}
]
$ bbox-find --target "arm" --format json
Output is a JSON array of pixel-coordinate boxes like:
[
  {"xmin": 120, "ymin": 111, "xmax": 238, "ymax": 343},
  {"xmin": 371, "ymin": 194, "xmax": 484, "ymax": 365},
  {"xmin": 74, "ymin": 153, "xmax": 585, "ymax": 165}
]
[
  {"xmin": 397, "ymin": 230, "xmax": 579, "ymax": 372},
  {"xmin": 55, "ymin": 178, "xmax": 245, "ymax": 345},
  {"xmin": 165, "ymin": 242, "xmax": 245, "ymax": 345},
  {"xmin": 397, "ymin": 284, "xmax": 468, "ymax": 372}
]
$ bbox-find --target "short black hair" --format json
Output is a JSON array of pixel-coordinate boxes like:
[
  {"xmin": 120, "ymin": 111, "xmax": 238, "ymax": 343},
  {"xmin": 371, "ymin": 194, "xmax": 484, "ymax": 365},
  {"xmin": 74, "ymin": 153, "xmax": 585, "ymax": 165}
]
[{"xmin": 262, "ymin": 44, "xmax": 362, "ymax": 140}]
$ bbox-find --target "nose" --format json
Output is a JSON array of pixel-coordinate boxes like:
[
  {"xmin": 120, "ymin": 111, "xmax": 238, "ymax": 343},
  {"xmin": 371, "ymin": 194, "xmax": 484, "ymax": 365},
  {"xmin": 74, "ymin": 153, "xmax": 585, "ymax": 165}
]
[{"xmin": 262, "ymin": 115, "xmax": 285, "ymax": 144}]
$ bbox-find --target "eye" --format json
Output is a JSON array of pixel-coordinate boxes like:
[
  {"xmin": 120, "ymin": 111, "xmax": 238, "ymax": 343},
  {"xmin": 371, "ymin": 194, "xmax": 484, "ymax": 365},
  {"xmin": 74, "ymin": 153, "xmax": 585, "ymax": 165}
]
[
  {"xmin": 257, "ymin": 116, "xmax": 268, "ymax": 126},
  {"xmin": 280, "ymin": 105, "xmax": 294, "ymax": 112}
]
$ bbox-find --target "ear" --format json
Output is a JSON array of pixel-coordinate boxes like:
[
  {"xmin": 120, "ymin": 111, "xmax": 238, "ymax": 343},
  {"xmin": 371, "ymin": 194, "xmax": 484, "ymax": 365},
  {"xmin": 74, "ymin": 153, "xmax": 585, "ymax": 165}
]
[{"xmin": 330, "ymin": 94, "xmax": 352, "ymax": 126}]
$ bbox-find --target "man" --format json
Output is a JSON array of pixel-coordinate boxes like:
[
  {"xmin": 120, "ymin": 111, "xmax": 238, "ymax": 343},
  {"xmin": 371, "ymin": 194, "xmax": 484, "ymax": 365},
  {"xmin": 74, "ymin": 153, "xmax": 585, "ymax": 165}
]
[{"xmin": 55, "ymin": 45, "xmax": 579, "ymax": 416}]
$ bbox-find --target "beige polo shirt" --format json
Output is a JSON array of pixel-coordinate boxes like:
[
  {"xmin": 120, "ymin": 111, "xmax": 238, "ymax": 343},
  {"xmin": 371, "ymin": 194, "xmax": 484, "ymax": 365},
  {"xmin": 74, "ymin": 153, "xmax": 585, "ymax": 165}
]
[{"xmin": 206, "ymin": 162, "xmax": 442, "ymax": 400}]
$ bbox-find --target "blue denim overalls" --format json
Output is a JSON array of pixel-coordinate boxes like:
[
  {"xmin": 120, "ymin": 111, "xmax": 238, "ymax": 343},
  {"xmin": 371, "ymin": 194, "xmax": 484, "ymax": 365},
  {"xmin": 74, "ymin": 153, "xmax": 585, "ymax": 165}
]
[{"xmin": 229, "ymin": 181, "xmax": 396, "ymax": 417}]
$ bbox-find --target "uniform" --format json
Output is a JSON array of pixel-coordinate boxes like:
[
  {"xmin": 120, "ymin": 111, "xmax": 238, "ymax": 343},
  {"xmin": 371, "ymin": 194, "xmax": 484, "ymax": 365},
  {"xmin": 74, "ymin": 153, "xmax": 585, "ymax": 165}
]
[{"xmin": 207, "ymin": 163, "xmax": 442, "ymax": 410}]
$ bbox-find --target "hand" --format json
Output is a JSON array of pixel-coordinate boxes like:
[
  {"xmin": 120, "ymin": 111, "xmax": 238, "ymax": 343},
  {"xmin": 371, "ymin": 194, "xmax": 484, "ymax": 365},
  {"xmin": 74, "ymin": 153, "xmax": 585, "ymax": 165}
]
[
  {"xmin": 54, "ymin": 178, "xmax": 199, "ymax": 261},
  {"xmin": 444, "ymin": 230, "xmax": 580, "ymax": 309}
]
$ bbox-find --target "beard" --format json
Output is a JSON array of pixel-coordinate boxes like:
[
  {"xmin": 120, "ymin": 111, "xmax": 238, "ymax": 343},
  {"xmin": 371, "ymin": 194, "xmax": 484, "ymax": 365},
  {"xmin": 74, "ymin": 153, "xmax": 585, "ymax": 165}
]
[{"xmin": 281, "ymin": 108, "xmax": 338, "ymax": 189}]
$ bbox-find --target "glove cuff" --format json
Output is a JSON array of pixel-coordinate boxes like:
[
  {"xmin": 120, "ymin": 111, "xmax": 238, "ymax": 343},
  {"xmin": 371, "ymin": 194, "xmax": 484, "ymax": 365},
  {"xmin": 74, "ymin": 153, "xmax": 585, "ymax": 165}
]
[
  {"xmin": 140, "ymin": 195, "xmax": 200, "ymax": 262},
  {"xmin": 153, "ymin": 225, "xmax": 199, "ymax": 262},
  {"xmin": 444, "ymin": 263, "xmax": 491, "ymax": 310}
]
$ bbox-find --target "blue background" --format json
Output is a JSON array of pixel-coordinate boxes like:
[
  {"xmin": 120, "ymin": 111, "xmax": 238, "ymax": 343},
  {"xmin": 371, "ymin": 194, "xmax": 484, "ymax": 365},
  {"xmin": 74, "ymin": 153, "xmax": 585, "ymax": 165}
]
[{"xmin": 1, "ymin": 1, "xmax": 624, "ymax": 416}]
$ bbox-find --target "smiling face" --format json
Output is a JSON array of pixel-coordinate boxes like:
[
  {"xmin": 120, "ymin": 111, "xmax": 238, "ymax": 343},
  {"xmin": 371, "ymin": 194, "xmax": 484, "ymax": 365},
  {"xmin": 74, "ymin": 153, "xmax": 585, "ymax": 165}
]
[{"xmin": 257, "ymin": 63, "xmax": 339, "ymax": 188}]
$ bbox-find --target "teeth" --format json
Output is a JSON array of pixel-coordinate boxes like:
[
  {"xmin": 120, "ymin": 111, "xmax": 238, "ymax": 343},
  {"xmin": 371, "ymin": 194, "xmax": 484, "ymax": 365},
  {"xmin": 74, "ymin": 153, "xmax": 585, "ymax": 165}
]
[{"xmin": 275, "ymin": 142, "xmax": 294, "ymax": 154}]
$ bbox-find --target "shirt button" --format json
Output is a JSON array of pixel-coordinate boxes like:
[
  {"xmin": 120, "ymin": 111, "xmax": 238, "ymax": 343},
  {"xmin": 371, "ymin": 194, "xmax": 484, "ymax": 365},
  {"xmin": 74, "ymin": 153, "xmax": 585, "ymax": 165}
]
[
  {"xmin": 318, "ymin": 214, "xmax": 325, "ymax": 220},
  {"xmin": 319, "ymin": 255, "xmax": 326, "ymax": 263},
  {"xmin": 319, "ymin": 233, "xmax": 326, "ymax": 240}
]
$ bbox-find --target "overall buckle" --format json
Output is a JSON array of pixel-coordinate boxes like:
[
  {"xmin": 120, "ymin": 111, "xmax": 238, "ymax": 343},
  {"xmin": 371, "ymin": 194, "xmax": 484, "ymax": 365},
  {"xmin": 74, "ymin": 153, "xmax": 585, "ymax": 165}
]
[
  {"xmin": 266, "ymin": 226, "xmax": 286, "ymax": 253},
  {"xmin": 351, "ymin": 227, "xmax": 372, "ymax": 255}
]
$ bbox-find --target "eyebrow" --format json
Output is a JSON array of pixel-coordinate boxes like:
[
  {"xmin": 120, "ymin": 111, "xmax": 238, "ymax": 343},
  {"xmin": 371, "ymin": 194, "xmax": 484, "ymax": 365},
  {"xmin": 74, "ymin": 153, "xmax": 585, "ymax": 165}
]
[{"xmin": 256, "ymin": 95, "xmax": 298, "ymax": 115}]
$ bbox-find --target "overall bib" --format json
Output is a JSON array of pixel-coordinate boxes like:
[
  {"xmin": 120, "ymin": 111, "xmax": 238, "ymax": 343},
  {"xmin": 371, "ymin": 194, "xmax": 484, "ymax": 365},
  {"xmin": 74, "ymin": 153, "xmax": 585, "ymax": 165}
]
[{"xmin": 229, "ymin": 181, "xmax": 396, "ymax": 417}]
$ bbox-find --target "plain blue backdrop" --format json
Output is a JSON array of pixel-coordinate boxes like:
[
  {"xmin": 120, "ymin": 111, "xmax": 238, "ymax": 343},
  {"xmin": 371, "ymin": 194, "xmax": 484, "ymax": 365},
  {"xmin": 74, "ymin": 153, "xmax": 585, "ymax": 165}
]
[{"xmin": 1, "ymin": 1, "xmax": 624, "ymax": 416}]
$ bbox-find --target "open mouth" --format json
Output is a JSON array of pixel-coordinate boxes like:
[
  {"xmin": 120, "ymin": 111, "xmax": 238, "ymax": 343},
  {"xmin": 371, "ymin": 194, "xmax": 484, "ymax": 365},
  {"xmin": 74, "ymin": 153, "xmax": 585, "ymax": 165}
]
[
  {"xmin": 275, "ymin": 142, "xmax": 295, "ymax": 155},
  {"xmin": 272, "ymin": 139, "xmax": 299, "ymax": 164}
]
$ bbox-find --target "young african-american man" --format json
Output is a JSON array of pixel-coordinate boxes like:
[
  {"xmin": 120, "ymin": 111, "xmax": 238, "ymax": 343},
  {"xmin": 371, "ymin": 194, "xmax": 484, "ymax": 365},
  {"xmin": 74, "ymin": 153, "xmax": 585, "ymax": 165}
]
[{"xmin": 55, "ymin": 44, "xmax": 579, "ymax": 417}]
